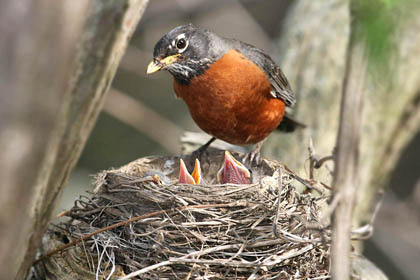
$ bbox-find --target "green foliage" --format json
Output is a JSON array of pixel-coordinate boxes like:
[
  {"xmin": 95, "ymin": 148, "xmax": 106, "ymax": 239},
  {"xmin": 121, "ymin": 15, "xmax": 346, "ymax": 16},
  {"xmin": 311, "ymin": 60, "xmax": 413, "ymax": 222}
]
[{"xmin": 351, "ymin": 0, "xmax": 414, "ymax": 79}]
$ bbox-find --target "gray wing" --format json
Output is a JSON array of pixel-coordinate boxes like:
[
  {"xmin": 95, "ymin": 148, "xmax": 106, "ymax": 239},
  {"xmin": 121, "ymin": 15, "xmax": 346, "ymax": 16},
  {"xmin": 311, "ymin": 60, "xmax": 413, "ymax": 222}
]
[
  {"xmin": 230, "ymin": 40, "xmax": 296, "ymax": 107},
  {"xmin": 266, "ymin": 63, "xmax": 296, "ymax": 107}
]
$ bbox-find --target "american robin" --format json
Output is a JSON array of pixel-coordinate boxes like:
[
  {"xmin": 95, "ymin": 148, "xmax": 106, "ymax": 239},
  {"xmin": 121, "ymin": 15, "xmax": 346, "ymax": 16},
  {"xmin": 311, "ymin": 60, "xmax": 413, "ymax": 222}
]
[
  {"xmin": 147, "ymin": 24, "xmax": 302, "ymax": 163},
  {"xmin": 179, "ymin": 158, "xmax": 201, "ymax": 184},
  {"xmin": 178, "ymin": 153, "xmax": 251, "ymax": 185},
  {"xmin": 217, "ymin": 151, "xmax": 251, "ymax": 184}
]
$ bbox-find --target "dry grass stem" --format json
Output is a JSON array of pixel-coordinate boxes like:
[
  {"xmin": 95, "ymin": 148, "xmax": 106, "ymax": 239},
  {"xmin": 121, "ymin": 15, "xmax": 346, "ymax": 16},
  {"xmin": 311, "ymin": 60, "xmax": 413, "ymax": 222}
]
[{"xmin": 33, "ymin": 152, "xmax": 331, "ymax": 279}]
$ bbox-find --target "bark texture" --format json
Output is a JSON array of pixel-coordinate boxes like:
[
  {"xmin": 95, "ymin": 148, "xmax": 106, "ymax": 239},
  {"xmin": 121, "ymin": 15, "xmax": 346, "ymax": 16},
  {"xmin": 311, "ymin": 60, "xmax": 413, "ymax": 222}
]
[
  {"xmin": 0, "ymin": 1, "xmax": 88, "ymax": 279},
  {"xmin": 267, "ymin": 0, "xmax": 349, "ymax": 183},
  {"xmin": 331, "ymin": 18, "xmax": 366, "ymax": 279},
  {"xmin": 271, "ymin": 0, "xmax": 420, "ymax": 229},
  {"xmin": 0, "ymin": 0, "xmax": 149, "ymax": 278}
]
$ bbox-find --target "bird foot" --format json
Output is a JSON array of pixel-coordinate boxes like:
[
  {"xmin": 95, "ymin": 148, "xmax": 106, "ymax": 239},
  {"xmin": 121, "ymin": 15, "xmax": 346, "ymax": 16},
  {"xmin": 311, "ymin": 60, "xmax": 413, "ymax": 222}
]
[
  {"xmin": 242, "ymin": 150, "xmax": 261, "ymax": 166},
  {"xmin": 242, "ymin": 141, "xmax": 264, "ymax": 166}
]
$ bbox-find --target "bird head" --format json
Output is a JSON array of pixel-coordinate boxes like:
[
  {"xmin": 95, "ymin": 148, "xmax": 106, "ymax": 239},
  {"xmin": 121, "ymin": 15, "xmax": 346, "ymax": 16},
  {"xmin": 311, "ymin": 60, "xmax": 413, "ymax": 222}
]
[
  {"xmin": 178, "ymin": 158, "xmax": 202, "ymax": 184},
  {"xmin": 146, "ymin": 24, "xmax": 225, "ymax": 84},
  {"xmin": 217, "ymin": 151, "xmax": 251, "ymax": 184}
]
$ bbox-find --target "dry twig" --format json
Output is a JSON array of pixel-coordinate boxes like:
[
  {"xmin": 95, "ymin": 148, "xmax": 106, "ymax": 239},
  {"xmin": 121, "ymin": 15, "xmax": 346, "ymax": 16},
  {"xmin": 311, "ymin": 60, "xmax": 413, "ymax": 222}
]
[{"xmin": 34, "ymin": 164, "xmax": 331, "ymax": 279}]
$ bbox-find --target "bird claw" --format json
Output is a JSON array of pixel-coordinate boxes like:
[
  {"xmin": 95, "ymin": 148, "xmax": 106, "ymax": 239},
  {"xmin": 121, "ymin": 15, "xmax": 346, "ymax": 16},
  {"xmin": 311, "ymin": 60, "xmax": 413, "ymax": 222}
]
[
  {"xmin": 242, "ymin": 141, "xmax": 264, "ymax": 166},
  {"xmin": 242, "ymin": 150, "xmax": 261, "ymax": 166}
]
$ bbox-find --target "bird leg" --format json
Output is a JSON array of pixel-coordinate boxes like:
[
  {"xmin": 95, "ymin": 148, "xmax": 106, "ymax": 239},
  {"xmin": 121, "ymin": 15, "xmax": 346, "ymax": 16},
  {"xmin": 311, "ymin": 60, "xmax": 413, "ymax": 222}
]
[
  {"xmin": 243, "ymin": 140, "xmax": 265, "ymax": 165},
  {"xmin": 191, "ymin": 136, "xmax": 216, "ymax": 159}
]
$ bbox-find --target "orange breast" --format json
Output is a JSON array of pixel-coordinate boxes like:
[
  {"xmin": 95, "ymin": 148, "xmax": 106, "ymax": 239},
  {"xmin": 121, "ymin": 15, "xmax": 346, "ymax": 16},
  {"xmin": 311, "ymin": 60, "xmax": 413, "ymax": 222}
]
[{"xmin": 174, "ymin": 49, "xmax": 285, "ymax": 145}]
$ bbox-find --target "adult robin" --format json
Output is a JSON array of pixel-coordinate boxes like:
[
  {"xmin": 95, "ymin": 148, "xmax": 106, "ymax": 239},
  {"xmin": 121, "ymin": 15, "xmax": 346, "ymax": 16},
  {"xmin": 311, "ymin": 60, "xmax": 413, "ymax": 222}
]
[{"xmin": 147, "ymin": 24, "xmax": 302, "ymax": 163}]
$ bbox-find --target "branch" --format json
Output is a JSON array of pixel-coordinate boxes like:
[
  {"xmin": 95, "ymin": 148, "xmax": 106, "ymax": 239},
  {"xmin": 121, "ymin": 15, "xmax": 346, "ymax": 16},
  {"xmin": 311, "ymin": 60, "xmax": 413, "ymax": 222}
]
[
  {"xmin": 331, "ymin": 10, "xmax": 367, "ymax": 280},
  {"xmin": 0, "ymin": 0, "xmax": 149, "ymax": 278},
  {"xmin": 0, "ymin": 1, "xmax": 88, "ymax": 279},
  {"xmin": 104, "ymin": 88, "xmax": 184, "ymax": 154},
  {"xmin": 34, "ymin": 203, "xmax": 238, "ymax": 265}
]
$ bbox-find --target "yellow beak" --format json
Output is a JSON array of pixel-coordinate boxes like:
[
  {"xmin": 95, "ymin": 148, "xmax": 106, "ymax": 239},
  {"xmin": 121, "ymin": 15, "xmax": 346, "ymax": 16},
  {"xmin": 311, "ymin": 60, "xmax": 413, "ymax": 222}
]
[{"xmin": 146, "ymin": 54, "xmax": 181, "ymax": 74}]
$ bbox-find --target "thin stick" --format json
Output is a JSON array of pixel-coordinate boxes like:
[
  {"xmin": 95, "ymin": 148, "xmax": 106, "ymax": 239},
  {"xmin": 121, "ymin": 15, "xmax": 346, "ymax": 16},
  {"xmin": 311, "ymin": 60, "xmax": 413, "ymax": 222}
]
[
  {"xmin": 351, "ymin": 190, "xmax": 385, "ymax": 240},
  {"xmin": 118, "ymin": 260, "xmax": 172, "ymax": 279},
  {"xmin": 308, "ymin": 138, "xmax": 334, "ymax": 178},
  {"xmin": 331, "ymin": 11, "xmax": 366, "ymax": 279},
  {"xmin": 273, "ymin": 168, "xmax": 282, "ymax": 237},
  {"xmin": 261, "ymin": 244, "xmax": 314, "ymax": 266},
  {"xmin": 33, "ymin": 202, "xmax": 243, "ymax": 264},
  {"xmin": 283, "ymin": 165, "xmax": 324, "ymax": 194}
]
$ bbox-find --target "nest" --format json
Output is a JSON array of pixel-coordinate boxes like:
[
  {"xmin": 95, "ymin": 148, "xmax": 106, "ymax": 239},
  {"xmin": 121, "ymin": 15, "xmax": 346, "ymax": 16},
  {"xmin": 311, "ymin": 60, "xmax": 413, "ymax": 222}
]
[{"xmin": 33, "ymin": 150, "xmax": 331, "ymax": 279}]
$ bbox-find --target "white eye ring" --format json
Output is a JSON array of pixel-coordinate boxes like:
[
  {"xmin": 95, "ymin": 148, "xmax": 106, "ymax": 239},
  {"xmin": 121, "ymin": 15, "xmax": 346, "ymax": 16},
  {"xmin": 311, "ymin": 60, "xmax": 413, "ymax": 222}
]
[{"xmin": 174, "ymin": 33, "xmax": 188, "ymax": 53}]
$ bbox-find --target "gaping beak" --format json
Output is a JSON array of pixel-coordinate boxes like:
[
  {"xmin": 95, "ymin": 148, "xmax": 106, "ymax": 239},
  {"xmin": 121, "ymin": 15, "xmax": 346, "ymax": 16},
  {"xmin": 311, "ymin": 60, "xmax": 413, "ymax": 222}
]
[
  {"xmin": 217, "ymin": 151, "xmax": 251, "ymax": 184},
  {"xmin": 146, "ymin": 54, "xmax": 181, "ymax": 74},
  {"xmin": 178, "ymin": 158, "xmax": 202, "ymax": 184},
  {"xmin": 191, "ymin": 159, "xmax": 202, "ymax": 184}
]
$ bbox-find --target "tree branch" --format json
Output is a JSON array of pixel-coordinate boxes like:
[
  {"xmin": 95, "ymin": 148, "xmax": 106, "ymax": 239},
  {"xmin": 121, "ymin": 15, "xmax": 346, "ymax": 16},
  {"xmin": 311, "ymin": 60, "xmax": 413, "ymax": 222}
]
[
  {"xmin": 104, "ymin": 88, "xmax": 184, "ymax": 154},
  {"xmin": 0, "ymin": 0, "xmax": 149, "ymax": 278},
  {"xmin": 331, "ymin": 10, "xmax": 367, "ymax": 280}
]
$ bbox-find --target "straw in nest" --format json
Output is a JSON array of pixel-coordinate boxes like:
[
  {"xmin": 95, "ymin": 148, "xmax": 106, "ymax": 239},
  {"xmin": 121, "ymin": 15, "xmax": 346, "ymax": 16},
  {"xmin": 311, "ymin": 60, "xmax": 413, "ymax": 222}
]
[{"xmin": 33, "ymin": 150, "xmax": 332, "ymax": 279}]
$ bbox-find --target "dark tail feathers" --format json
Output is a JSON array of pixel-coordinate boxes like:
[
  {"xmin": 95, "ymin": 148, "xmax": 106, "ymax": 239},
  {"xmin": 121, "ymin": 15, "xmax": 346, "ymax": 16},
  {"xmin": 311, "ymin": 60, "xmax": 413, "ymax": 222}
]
[{"xmin": 277, "ymin": 115, "xmax": 306, "ymax": 133}]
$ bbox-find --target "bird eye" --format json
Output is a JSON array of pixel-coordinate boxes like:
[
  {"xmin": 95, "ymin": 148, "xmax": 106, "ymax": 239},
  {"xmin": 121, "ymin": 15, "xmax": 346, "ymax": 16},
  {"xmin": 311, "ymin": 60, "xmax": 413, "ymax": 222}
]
[{"xmin": 176, "ymin": 38, "xmax": 187, "ymax": 50}]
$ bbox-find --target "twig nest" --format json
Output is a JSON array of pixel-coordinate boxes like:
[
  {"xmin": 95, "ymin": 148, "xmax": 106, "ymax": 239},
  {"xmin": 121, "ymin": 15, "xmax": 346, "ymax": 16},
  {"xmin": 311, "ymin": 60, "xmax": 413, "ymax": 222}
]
[{"xmin": 34, "ymin": 150, "xmax": 332, "ymax": 279}]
